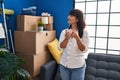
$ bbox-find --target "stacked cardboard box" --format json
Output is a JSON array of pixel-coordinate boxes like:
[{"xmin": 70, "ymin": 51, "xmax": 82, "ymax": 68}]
[
  {"xmin": 15, "ymin": 15, "xmax": 55, "ymax": 80},
  {"xmin": 30, "ymin": 76, "xmax": 40, "ymax": 80},
  {"xmin": 17, "ymin": 15, "xmax": 53, "ymax": 31},
  {"xmin": 14, "ymin": 31, "xmax": 55, "ymax": 55}
]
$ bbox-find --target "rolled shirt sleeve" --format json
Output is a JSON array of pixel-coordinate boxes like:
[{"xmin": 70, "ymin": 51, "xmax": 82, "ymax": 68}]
[
  {"xmin": 58, "ymin": 29, "xmax": 66, "ymax": 51},
  {"xmin": 81, "ymin": 29, "xmax": 90, "ymax": 53}
]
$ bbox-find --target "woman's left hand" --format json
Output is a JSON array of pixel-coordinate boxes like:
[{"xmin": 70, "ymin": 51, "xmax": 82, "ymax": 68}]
[{"xmin": 71, "ymin": 30, "xmax": 79, "ymax": 39}]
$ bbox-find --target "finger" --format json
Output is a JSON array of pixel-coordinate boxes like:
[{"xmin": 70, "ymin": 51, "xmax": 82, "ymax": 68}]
[{"xmin": 65, "ymin": 30, "xmax": 68, "ymax": 34}]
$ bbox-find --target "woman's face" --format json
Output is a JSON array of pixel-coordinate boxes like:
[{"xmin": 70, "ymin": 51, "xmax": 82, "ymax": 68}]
[{"xmin": 68, "ymin": 15, "xmax": 78, "ymax": 25}]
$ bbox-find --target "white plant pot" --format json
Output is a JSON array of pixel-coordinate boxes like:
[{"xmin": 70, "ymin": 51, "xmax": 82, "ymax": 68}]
[{"xmin": 38, "ymin": 27, "xmax": 43, "ymax": 31}]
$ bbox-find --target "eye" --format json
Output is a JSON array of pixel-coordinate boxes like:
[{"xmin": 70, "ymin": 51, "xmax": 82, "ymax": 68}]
[{"xmin": 70, "ymin": 15, "xmax": 73, "ymax": 17}]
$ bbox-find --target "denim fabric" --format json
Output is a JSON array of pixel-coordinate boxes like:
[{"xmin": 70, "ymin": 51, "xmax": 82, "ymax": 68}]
[
  {"xmin": 22, "ymin": 6, "xmax": 36, "ymax": 11},
  {"xmin": 21, "ymin": 6, "xmax": 36, "ymax": 15},
  {"xmin": 21, "ymin": 11, "xmax": 36, "ymax": 15},
  {"xmin": 59, "ymin": 64, "xmax": 86, "ymax": 80}
]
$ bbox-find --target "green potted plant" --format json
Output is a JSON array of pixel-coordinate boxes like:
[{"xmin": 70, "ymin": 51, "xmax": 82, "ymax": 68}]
[
  {"xmin": 0, "ymin": 51, "xmax": 30, "ymax": 80},
  {"xmin": 38, "ymin": 21, "xmax": 44, "ymax": 31}
]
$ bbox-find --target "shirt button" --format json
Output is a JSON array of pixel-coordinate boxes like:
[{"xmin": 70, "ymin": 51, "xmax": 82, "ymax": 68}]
[
  {"xmin": 69, "ymin": 43, "xmax": 72, "ymax": 45},
  {"xmin": 66, "ymin": 65, "xmax": 68, "ymax": 68},
  {"xmin": 67, "ymin": 52, "xmax": 70, "ymax": 55},
  {"xmin": 66, "ymin": 64, "xmax": 69, "ymax": 68},
  {"xmin": 68, "ymin": 47, "xmax": 70, "ymax": 50}
]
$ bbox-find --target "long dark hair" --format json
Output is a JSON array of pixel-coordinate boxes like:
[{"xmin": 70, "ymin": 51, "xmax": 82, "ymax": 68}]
[{"xmin": 69, "ymin": 9, "xmax": 86, "ymax": 38}]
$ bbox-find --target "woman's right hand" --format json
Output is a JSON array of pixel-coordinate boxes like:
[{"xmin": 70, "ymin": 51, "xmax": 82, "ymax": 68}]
[
  {"xmin": 65, "ymin": 29, "xmax": 73, "ymax": 40},
  {"xmin": 60, "ymin": 30, "xmax": 72, "ymax": 48}
]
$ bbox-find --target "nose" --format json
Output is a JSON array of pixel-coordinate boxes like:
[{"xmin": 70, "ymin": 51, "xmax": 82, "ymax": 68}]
[
  {"xmin": 68, "ymin": 16, "xmax": 70, "ymax": 21},
  {"xmin": 68, "ymin": 15, "xmax": 70, "ymax": 19}
]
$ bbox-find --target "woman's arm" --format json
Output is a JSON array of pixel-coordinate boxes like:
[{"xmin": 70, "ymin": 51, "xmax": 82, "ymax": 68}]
[
  {"xmin": 58, "ymin": 29, "xmax": 70, "ymax": 50},
  {"xmin": 75, "ymin": 36, "xmax": 86, "ymax": 51},
  {"xmin": 72, "ymin": 31, "xmax": 86, "ymax": 51},
  {"xmin": 60, "ymin": 31, "xmax": 70, "ymax": 48},
  {"xmin": 60, "ymin": 37, "xmax": 69, "ymax": 48}
]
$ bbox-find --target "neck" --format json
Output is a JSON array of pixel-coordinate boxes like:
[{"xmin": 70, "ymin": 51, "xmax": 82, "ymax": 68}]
[{"xmin": 71, "ymin": 23, "xmax": 78, "ymax": 31}]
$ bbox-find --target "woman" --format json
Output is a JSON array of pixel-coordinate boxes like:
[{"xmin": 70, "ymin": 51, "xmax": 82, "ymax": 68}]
[{"xmin": 58, "ymin": 9, "xmax": 89, "ymax": 80}]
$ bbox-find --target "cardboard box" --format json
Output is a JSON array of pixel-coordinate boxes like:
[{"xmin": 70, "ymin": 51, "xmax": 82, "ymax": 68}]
[
  {"xmin": 16, "ymin": 51, "xmax": 53, "ymax": 77},
  {"xmin": 46, "ymin": 24, "xmax": 53, "ymax": 31},
  {"xmin": 48, "ymin": 16, "xmax": 53, "ymax": 24},
  {"xmin": 14, "ymin": 31, "xmax": 56, "ymax": 55},
  {"xmin": 17, "ymin": 15, "xmax": 53, "ymax": 31},
  {"xmin": 17, "ymin": 15, "xmax": 40, "ymax": 31},
  {"xmin": 30, "ymin": 76, "xmax": 40, "ymax": 80}
]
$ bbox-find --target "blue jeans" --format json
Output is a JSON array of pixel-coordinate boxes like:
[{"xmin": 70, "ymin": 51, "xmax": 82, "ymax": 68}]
[{"xmin": 59, "ymin": 64, "xmax": 86, "ymax": 80}]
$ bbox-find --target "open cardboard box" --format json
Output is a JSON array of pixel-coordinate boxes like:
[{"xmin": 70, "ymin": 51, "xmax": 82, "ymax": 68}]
[{"xmin": 14, "ymin": 31, "xmax": 56, "ymax": 55}]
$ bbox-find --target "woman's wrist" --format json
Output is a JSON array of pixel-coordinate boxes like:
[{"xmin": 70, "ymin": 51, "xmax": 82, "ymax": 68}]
[
  {"xmin": 76, "ymin": 36, "xmax": 80, "ymax": 41},
  {"xmin": 65, "ymin": 37, "xmax": 69, "ymax": 40}
]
